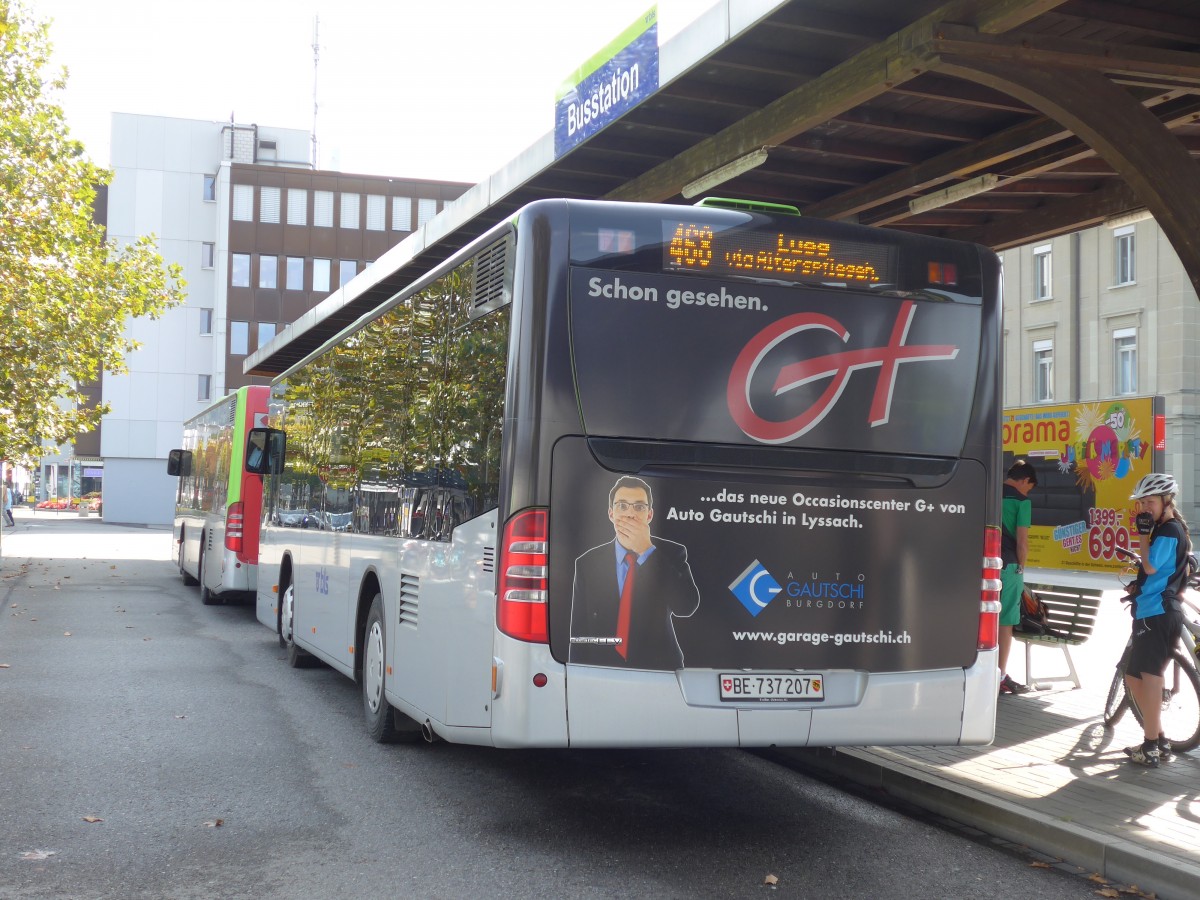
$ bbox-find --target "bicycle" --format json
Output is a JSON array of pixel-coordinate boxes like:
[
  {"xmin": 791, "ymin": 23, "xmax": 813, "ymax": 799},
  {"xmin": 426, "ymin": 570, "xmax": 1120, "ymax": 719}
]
[{"xmin": 1102, "ymin": 546, "xmax": 1200, "ymax": 753}]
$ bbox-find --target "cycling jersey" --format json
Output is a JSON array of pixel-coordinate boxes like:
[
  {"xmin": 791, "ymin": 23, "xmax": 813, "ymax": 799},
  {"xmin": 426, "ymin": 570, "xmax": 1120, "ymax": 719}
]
[{"xmin": 1130, "ymin": 517, "xmax": 1191, "ymax": 619}]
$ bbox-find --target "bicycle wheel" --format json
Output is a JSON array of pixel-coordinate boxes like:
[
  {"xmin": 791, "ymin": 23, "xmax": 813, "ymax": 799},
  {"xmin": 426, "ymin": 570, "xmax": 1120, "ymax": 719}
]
[
  {"xmin": 1159, "ymin": 652, "xmax": 1200, "ymax": 753},
  {"xmin": 1103, "ymin": 665, "xmax": 1130, "ymax": 727}
]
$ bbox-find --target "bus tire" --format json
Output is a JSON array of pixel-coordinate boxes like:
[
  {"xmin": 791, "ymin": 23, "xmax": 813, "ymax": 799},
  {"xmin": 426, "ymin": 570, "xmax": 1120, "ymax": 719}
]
[
  {"xmin": 198, "ymin": 545, "xmax": 220, "ymax": 606},
  {"xmin": 363, "ymin": 594, "xmax": 419, "ymax": 743},
  {"xmin": 178, "ymin": 532, "xmax": 198, "ymax": 586},
  {"xmin": 281, "ymin": 583, "xmax": 314, "ymax": 668}
]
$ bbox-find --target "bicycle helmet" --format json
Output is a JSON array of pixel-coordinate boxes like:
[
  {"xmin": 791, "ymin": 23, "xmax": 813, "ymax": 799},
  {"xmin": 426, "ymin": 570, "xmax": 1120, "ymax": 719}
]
[{"xmin": 1130, "ymin": 473, "xmax": 1178, "ymax": 500}]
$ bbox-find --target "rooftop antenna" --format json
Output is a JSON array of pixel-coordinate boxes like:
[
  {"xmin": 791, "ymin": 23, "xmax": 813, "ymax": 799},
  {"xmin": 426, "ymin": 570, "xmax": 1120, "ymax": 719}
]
[{"xmin": 311, "ymin": 15, "xmax": 320, "ymax": 169}]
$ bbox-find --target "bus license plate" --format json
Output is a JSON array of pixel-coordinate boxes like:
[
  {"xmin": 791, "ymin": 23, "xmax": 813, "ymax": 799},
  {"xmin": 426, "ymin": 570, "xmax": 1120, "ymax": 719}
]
[{"xmin": 719, "ymin": 674, "xmax": 824, "ymax": 702}]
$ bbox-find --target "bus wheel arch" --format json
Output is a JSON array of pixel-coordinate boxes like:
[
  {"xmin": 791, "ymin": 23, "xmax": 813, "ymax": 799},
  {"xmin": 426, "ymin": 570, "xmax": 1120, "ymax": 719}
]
[
  {"xmin": 281, "ymin": 574, "xmax": 314, "ymax": 668},
  {"xmin": 178, "ymin": 527, "xmax": 198, "ymax": 586},
  {"xmin": 198, "ymin": 539, "xmax": 219, "ymax": 606},
  {"xmin": 276, "ymin": 555, "xmax": 296, "ymax": 647},
  {"xmin": 362, "ymin": 591, "xmax": 420, "ymax": 743}
]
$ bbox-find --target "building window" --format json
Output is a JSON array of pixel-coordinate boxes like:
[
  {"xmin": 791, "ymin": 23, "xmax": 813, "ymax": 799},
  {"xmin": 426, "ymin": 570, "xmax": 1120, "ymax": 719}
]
[
  {"xmin": 201, "ymin": 242, "xmax": 215, "ymax": 269},
  {"xmin": 198, "ymin": 374, "xmax": 211, "ymax": 401},
  {"xmin": 286, "ymin": 257, "xmax": 304, "ymax": 290},
  {"xmin": 340, "ymin": 193, "xmax": 360, "ymax": 229},
  {"xmin": 257, "ymin": 322, "xmax": 277, "ymax": 349},
  {"xmin": 232, "ymin": 184, "xmax": 254, "ymax": 222},
  {"xmin": 202, "ymin": 174, "xmax": 216, "ymax": 202},
  {"xmin": 417, "ymin": 198, "xmax": 437, "ymax": 228},
  {"xmin": 287, "ymin": 188, "xmax": 307, "ymax": 225},
  {"xmin": 314, "ymin": 191, "xmax": 334, "ymax": 227},
  {"xmin": 259, "ymin": 255, "xmax": 278, "ymax": 289},
  {"xmin": 199, "ymin": 308, "xmax": 213, "ymax": 335},
  {"xmin": 1114, "ymin": 226, "xmax": 1135, "ymax": 285},
  {"xmin": 1033, "ymin": 244, "xmax": 1051, "ymax": 300},
  {"xmin": 230, "ymin": 321, "xmax": 249, "ymax": 355},
  {"xmin": 339, "ymin": 259, "xmax": 357, "ymax": 286},
  {"xmin": 366, "ymin": 194, "xmax": 385, "ymax": 231},
  {"xmin": 1034, "ymin": 339, "xmax": 1054, "ymax": 402},
  {"xmin": 313, "ymin": 258, "xmax": 331, "ymax": 293},
  {"xmin": 1114, "ymin": 328, "xmax": 1137, "ymax": 396},
  {"xmin": 392, "ymin": 196, "xmax": 412, "ymax": 231},
  {"xmin": 231, "ymin": 253, "xmax": 250, "ymax": 287},
  {"xmin": 260, "ymin": 186, "xmax": 281, "ymax": 223}
]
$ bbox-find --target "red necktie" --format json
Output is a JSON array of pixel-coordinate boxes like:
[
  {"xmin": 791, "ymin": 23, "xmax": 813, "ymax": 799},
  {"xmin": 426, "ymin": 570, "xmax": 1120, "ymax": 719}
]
[{"xmin": 616, "ymin": 551, "xmax": 637, "ymax": 659}]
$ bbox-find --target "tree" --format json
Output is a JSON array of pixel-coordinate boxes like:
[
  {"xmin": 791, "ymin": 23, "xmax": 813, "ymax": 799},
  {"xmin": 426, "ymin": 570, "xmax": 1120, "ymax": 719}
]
[{"xmin": 0, "ymin": 0, "xmax": 186, "ymax": 467}]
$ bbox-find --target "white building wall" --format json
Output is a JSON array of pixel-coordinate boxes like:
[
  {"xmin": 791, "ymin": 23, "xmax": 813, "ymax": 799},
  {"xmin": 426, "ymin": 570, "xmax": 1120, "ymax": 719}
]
[{"xmin": 100, "ymin": 114, "xmax": 309, "ymax": 525}]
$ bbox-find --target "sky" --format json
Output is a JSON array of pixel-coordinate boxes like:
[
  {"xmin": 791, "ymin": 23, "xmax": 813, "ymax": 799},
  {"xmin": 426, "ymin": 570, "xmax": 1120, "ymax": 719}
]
[{"xmin": 32, "ymin": 0, "xmax": 717, "ymax": 184}]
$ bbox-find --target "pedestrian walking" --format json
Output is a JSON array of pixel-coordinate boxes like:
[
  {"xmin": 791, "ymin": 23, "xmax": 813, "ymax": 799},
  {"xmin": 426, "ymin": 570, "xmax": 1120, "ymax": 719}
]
[
  {"xmin": 4, "ymin": 484, "xmax": 15, "ymax": 527},
  {"xmin": 998, "ymin": 459, "xmax": 1037, "ymax": 695}
]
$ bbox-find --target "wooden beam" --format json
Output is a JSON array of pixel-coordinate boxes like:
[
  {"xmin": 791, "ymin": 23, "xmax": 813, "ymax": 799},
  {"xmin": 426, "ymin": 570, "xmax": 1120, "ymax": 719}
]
[
  {"xmin": 802, "ymin": 116, "xmax": 1073, "ymax": 219},
  {"xmin": 832, "ymin": 107, "xmax": 987, "ymax": 142},
  {"xmin": 958, "ymin": 180, "xmax": 1141, "ymax": 248},
  {"xmin": 938, "ymin": 58, "xmax": 1200, "ymax": 294},
  {"xmin": 1058, "ymin": 0, "xmax": 1200, "ymax": 44},
  {"xmin": 932, "ymin": 24, "xmax": 1200, "ymax": 87},
  {"xmin": 603, "ymin": 12, "xmax": 950, "ymax": 202},
  {"xmin": 803, "ymin": 93, "xmax": 1200, "ymax": 220},
  {"xmin": 889, "ymin": 73, "xmax": 1034, "ymax": 113},
  {"xmin": 971, "ymin": 0, "xmax": 1072, "ymax": 34}
]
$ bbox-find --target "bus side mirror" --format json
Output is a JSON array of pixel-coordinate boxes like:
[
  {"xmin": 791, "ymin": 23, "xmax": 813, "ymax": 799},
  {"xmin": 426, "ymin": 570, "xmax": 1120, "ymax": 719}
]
[
  {"xmin": 167, "ymin": 449, "xmax": 191, "ymax": 477},
  {"xmin": 246, "ymin": 428, "xmax": 286, "ymax": 475}
]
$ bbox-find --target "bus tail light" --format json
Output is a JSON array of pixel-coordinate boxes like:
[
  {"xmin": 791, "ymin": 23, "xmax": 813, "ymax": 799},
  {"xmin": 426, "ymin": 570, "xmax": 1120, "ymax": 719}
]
[
  {"xmin": 226, "ymin": 502, "xmax": 245, "ymax": 554},
  {"xmin": 498, "ymin": 509, "xmax": 549, "ymax": 643},
  {"xmin": 979, "ymin": 526, "xmax": 1002, "ymax": 650}
]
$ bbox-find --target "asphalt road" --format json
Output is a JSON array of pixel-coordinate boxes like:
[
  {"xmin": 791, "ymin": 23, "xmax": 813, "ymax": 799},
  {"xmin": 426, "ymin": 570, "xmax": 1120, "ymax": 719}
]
[{"xmin": 0, "ymin": 516, "xmax": 1103, "ymax": 899}]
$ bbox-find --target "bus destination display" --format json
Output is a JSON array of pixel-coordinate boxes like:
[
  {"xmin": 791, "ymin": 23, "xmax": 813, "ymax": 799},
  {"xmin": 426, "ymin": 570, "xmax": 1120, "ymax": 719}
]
[{"xmin": 664, "ymin": 220, "xmax": 896, "ymax": 286}]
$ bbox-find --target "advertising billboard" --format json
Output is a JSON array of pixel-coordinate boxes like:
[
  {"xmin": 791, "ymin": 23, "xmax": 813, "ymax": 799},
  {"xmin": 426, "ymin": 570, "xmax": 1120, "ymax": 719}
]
[{"xmin": 1002, "ymin": 397, "xmax": 1165, "ymax": 572}]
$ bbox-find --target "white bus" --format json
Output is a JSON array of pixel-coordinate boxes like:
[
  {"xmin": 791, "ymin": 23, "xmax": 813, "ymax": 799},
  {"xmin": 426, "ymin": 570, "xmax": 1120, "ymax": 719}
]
[{"xmin": 247, "ymin": 198, "xmax": 1004, "ymax": 748}]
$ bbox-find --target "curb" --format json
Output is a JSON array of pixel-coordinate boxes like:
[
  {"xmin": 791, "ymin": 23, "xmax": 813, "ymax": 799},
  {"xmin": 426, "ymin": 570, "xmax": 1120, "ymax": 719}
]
[{"xmin": 772, "ymin": 747, "xmax": 1200, "ymax": 900}]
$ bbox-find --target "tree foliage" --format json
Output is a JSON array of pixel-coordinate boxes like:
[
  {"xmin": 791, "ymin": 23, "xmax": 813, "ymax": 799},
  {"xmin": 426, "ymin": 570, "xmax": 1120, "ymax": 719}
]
[{"xmin": 0, "ymin": 1, "xmax": 186, "ymax": 465}]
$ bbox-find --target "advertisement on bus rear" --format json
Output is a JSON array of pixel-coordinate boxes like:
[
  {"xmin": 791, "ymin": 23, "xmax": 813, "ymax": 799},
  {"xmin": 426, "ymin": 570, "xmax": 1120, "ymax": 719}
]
[
  {"xmin": 551, "ymin": 441, "xmax": 984, "ymax": 673},
  {"xmin": 1002, "ymin": 397, "xmax": 1164, "ymax": 573},
  {"xmin": 552, "ymin": 264, "xmax": 994, "ymax": 673}
]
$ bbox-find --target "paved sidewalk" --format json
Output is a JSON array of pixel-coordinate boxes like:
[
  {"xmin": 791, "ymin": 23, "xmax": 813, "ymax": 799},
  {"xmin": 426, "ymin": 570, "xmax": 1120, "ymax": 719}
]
[
  {"xmin": 779, "ymin": 587, "xmax": 1200, "ymax": 900},
  {"xmin": 5, "ymin": 512, "xmax": 1200, "ymax": 897}
]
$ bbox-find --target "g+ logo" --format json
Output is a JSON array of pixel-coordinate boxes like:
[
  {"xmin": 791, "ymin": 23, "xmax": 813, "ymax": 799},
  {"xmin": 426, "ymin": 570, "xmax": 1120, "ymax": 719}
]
[{"xmin": 726, "ymin": 300, "xmax": 959, "ymax": 444}]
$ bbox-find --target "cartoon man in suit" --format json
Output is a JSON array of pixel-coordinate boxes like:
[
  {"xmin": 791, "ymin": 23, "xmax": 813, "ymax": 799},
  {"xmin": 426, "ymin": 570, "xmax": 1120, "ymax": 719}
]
[{"xmin": 569, "ymin": 476, "xmax": 699, "ymax": 670}]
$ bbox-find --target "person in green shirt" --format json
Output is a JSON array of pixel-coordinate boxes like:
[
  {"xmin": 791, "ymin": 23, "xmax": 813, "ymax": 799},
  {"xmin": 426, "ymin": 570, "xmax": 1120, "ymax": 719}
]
[{"xmin": 999, "ymin": 459, "xmax": 1037, "ymax": 695}]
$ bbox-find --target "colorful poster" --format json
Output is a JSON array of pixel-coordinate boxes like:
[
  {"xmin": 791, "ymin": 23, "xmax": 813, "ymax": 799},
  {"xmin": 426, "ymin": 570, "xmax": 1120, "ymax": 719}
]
[{"xmin": 1002, "ymin": 398, "xmax": 1163, "ymax": 572}]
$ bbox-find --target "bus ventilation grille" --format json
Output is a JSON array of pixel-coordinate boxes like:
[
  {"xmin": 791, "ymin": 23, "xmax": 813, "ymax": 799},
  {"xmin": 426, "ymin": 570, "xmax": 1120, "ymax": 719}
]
[
  {"xmin": 482, "ymin": 546, "xmax": 496, "ymax": 575},
  {"xmin": 399, "ymin": 572, "xmax": 420, "ymax": 628},
  {"xmin": 226, "ymin": 398, "xmax": 237, "ymax": 425},
  {"xmin": 471, "ymin": 235, "xmax": 511, "ymax": 319}
]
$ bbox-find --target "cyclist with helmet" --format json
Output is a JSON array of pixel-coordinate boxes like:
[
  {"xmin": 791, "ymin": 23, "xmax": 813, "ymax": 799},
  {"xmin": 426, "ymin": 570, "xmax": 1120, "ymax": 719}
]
[{"xmin": 1124, "ymin": 472, "xmax": 1193, "ymax": 767}]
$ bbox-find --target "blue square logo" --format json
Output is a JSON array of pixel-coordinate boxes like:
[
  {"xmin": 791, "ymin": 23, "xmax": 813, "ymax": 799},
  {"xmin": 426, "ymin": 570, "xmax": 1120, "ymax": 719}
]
[{"xmin": 729, "ymin": 560, "xmax": 782, "ymax": 617}]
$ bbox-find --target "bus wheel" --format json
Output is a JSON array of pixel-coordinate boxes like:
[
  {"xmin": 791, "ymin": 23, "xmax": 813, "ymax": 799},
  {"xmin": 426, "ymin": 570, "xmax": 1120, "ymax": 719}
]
[
  {"xmin": 178, "ymin": 534, "xmax": 198, "ymax": 586},
  {"xmin": 363, "ymin": 594, "xmax": 420, "ymax": 743},
  {"xmin": 281, "ymin": 583, "xmax": 313, "ymax": 668},
  {"xmin": 198, "ymin": 545, "xmax": 219, "ymax": 605}
]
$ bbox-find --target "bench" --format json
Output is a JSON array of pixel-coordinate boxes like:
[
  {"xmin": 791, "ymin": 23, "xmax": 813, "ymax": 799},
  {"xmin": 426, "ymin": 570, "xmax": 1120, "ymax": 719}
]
[{"xmin": 1013, "ymin": 583, "xmax": 1104, "ymax": 690}]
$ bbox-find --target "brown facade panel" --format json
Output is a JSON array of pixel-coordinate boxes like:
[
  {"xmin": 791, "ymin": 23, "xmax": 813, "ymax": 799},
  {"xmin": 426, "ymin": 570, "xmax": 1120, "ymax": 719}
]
[{"xmin": 254, "ymin": 291, "xmax": 281, "ymax": 322}]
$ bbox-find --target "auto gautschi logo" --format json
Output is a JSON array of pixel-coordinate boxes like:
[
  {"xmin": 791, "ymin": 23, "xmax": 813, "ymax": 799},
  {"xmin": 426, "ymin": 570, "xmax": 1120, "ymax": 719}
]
[{"xmin": 729, "ymin": 559, "xmax": 782, "ymax": 617}]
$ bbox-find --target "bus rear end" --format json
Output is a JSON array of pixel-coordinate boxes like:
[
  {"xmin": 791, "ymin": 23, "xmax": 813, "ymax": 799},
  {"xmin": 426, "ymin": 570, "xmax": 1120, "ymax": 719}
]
[{"xmin": 499, "ymin": 199, "xmax": 1002, "ymax": 749}]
